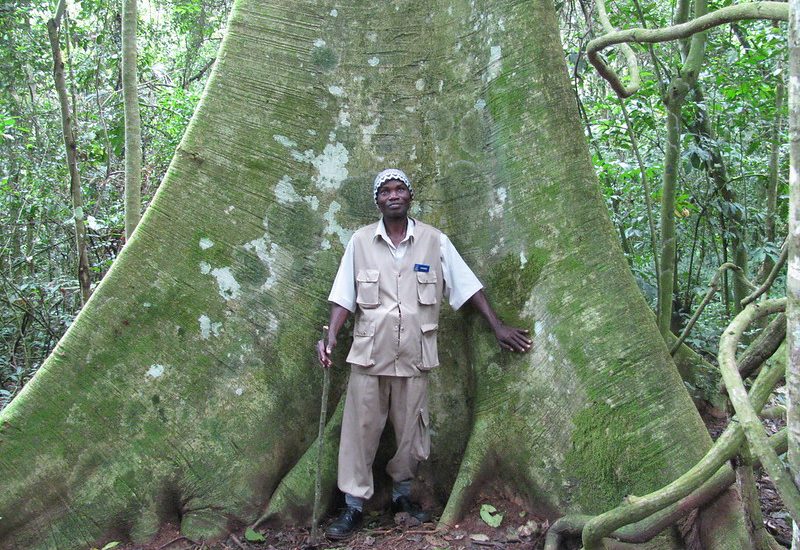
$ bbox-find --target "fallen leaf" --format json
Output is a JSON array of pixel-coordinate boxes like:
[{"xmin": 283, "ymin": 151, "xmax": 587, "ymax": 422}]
[
  {"xmin": 480, "ymin": 503, "xmax": 503, "ymax": 528},
  {"xmin": 244, "ymin": 527, "xmax": 266, "ymax": 542},
  {"xmin": 470, "ymin": 533, "xmax": 490, "ymax": 542}
]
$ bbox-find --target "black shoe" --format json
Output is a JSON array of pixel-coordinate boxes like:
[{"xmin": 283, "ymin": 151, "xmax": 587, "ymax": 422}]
[
  {"xmin": 325, "ymin": 506, "xmax": 363, "ymax": 539},
  {"xmin": 391, "ymin": 495, "xmax": 431, "ymax": 523}
]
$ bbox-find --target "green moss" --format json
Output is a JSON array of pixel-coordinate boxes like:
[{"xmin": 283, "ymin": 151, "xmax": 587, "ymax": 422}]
[
  {"xmin": 563, "ymin": 402, "xmax": 667, "ymax": 513},
  {"xmin": 426, "ymin": 103, "xmax": 456, "ymax": 141},
  {"xmin": 311, "ymin": 47, "xmax": 337, "ymax": 71},
  {"xmin": 180, "ymin": 509, "xmax": 229, "ymax": 542},
  {"xmin": 484, "ymin": 250, "xmax": 546, "ymax": 321},
  {"xmin": 338, "ymin": 175, "xmax": 377, "ymax": 221},
  {"xmin": 274, "ymin": 203, "xmax": 324, "ymax": 248},
  {"xmin": 440, "ymin": 160, "xmax": 486, "ymax": 204},
  {"xmin": 458, "ymin": 110, "xmax": 489, "ymax": 155},
  {"xmin": 486, "ymin": 72, "xmax": 526, "ymax": 136}
]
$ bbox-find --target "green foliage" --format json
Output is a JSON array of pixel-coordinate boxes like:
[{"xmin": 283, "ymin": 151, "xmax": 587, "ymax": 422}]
[
  {"xmin": 0, "ymin": 0, "xmax": 228, "ymax": 410},
  {"xmin": 562, "ymin": 2, "xmax": 788, "ymax": 367}
]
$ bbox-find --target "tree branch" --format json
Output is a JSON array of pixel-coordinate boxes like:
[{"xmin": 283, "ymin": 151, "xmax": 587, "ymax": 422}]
[
  {"xmin": 587, "ymin": 2, "xmax": 789, "ymax": 97},
  {"xmin": 718, "ymin": 298, "xmax": 800, "ymax": 523}
]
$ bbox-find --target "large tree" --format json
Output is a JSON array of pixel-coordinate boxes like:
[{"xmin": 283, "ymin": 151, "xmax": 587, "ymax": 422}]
[{"xmin": 0, "ymin": 0, "xmax": 750, "ymax": 548}]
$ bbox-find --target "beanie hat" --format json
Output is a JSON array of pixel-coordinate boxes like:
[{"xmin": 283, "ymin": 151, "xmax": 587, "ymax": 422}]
[{"xmin": 373, "ymin": 168, "xmax": 413, "ymax": 204}]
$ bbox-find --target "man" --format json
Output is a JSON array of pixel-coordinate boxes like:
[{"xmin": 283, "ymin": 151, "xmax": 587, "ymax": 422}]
[{"xmin": 316, "ymin": 168, "xmax": 531, "ymax": 539}]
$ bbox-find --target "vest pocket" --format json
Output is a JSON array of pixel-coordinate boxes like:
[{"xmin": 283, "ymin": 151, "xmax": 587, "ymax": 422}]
[
  {"xmin": 419, "ymin": 323, "xmax": 439, "ymax": 369},
  {"xmin": 416, "ymin": 271, "xmax": 438, "ymax": 305},
  {"xmin": 347, "ymin": 319, "xmax": 376, "ymax": 367},
  {"xmin": 411, "ymin": 406, "xmax": 431, "ymax": 461},
  {"xmin": 356, "ymin": 269, "xmax": 380, "ymax": 308}
]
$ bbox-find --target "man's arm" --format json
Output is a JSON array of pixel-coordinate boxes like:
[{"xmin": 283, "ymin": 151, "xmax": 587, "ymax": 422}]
[
  {"xmin": 468, "ymin": 289, "xmax": 532, "ymax": 352},
  {"xmin": 317, "ymin": 304, "xmax": 350, "ymax": 368}
]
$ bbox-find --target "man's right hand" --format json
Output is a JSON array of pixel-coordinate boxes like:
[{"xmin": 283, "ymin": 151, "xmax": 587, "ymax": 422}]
[
  {"xmin": 317, "ymin": 336, "xmax": 336, "ymax": 368},
  {"xmin": 318, "ymin": 304, "xmax": 350, "ymax": 369}
]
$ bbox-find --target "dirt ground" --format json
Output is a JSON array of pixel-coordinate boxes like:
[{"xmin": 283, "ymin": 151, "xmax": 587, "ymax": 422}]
[
  {"xmin": 115, "ymin": 495, "xmax": 548, "ymax": 550},
  {"xmin": 110, "ymin": 409, "xmax": 791, "ymax": 550}
]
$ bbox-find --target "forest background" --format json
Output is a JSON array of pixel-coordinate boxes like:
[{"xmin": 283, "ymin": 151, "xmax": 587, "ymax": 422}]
[{"xmin": 0, "ymin": 0, "xmax": 790, "ymax": 538}]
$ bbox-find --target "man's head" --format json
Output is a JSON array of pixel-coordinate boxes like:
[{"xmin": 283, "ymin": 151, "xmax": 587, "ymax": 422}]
[{"xmin": 373, "ymin": 168, "xmax": 413, "ymax": 220}]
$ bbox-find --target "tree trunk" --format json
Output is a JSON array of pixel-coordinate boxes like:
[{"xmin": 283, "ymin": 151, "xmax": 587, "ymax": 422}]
[
  {"xmin": 787, "ymin": 0, "xmax": 800, "ymax": 545},
  {"xmin": 759, "ymin": 74, "xmax": 784, "ymax": 282},
  {"xmin": 689, "ymin": 86, "xmax": 749, "ymax": 312},
  {"xmin": 658, "ymin": 92, "xmax": 684, "ymax": 335},
  {"xmin": 0, "ymin": 1, "xmax": 748, "ymax": 548},
  {"xmin": 46, "ymin": 3, "xmax": 92, "ymax": 305},
  {"xmin": 122, "ymin": 0, "xmax": 142, "ymax": 238}
]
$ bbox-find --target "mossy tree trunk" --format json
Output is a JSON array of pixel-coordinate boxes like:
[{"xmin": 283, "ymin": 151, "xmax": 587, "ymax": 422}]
[
  {"xmin": 0, "ymin": 1, "xmax": 747, "ymax": 548},
  {"xmin": 122, "ymin": 0, "xmax": 142, "ymax": 239}
]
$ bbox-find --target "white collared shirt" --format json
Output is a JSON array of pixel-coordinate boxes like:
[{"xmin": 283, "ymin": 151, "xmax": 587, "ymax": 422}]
[{"xmin": 328, "ymin": 218, "xmax": 483, "ymax": 312}]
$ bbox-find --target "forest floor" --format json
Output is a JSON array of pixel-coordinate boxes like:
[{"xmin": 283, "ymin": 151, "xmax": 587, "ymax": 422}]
[
  {"xmin": 122, "ymin": 493, "xmax": 548, "ymax": 550},
  {"xmin": 116, "ymin": 408, "xmax": 791, "ymax": 550}
]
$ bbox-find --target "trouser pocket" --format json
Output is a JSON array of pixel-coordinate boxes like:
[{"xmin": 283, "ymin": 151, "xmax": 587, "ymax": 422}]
[{"xmin": 411, "ymin": 407, "xmax": 430, "ymax": 461}]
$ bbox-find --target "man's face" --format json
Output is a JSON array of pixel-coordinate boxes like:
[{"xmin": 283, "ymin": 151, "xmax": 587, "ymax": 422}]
[{"xmin": 376, "ymin": 179, "xmax": 412, "ymax": 220}]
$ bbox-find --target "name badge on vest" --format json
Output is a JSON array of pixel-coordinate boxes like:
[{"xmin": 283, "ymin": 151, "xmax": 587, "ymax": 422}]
[{"xmin": 414, "ymin": 263, "xmax": 430, "ymax": 272}]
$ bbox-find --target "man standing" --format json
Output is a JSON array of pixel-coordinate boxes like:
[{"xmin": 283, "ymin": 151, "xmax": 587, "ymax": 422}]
[{"xmin": 317, "ymin": 168, "xmax": 531, "ymax": 539}]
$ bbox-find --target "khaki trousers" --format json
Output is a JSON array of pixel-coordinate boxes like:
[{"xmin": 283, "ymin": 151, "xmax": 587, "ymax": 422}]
[{"xmin": 338, "ymin": 371, "xmax": 431, "ymax": 500}]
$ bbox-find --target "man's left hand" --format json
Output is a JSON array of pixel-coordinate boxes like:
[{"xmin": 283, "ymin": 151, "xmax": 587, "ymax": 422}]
[{"xmin": 493, "ymin": 324, "xmax": 532, "ymax": 352}]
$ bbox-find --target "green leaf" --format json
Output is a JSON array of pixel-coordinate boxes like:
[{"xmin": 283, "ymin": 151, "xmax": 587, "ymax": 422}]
[
  {"xmin": 244, "ymin": 527, "xmax": 266, "ymax": 542},
  {"xmin": 480, "ymin": 504, "xmax": 503, "ymax": 528},
  {"xmin": 101, "ymin": 543, "xmax": 121, "ymax": 550}
]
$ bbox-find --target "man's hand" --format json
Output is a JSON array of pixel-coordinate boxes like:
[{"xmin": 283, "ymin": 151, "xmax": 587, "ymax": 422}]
[
  {"xmin": 467, "ymin": 290, "xmax": 533, "ymax": 353},
  {"xmin": 493, "ymin": 324, "xmax": 532, "ymax": 352},
  {"xmin": 317, "ymin": 304, "xmax": 351, "ymax": 368},
  {"xmin": 317, "ymin": 335, "xmax": 336, "ymax": 368}
]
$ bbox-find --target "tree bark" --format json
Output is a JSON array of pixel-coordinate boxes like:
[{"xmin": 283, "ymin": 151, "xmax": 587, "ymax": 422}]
[
  {"xmin": 122, "ymin": 0, "xmax": 142, "ymax": 239},
  {"xmin": 0, "ymin": 1, "xmax": 748, "ymax": 548}
]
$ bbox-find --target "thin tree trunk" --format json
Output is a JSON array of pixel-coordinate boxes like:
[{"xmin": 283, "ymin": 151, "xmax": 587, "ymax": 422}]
[
  {"xmin": 689, "ymin": 86, "xmax": 749, "ymax": 311},
  {"xmin": 63, "ymin": 12, "xmax": 78, "ymax": 134},
  {"xmin": 787, "ymin": 0, "xmax": 800, "ymax": 545},
  {"xmin": 122, "ymin": 0, "xmax": 142, "ymax": 238},
  {"xmin": 658, "ymin": 95, "xmax": 683, "ymax": 335},
  {"xmin": 656, "ymin": 0, "xmax": 708, "ymax": 336},
  {"xmin": 620, "ymin": 98, "xmax": 660, "ymax": 280},
  {"xmin": 760, "ymin": 74, "xmax": 785, "ymax": 281},
  {"xmin": 95, "ymin": 53, "xmax": 112, "ymax": 178},
  {"xmin": 47, "ymin": 1, "xmax": 92, "ymax": 305}
]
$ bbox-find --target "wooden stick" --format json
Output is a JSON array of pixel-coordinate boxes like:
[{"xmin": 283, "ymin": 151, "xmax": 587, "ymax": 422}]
[{"xmin": 311, "ymin": 325, "xmax": 331, "ymax": 543}]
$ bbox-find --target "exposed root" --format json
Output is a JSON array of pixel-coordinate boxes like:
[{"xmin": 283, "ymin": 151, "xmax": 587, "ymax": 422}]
[
  {"xmin": 577, "ymin": 357, "xmax": 785, "ymax": 549},
  {"xmin": 546, "ymin": 426, "xmax": 786, "ymax": 549},
  {"xmin": 252, "ymin": 400, "xmax": 344, "ymax": 529},
  {"xmin": 438, "ymin": 418, "xmax": 493, "ymax": 528}
]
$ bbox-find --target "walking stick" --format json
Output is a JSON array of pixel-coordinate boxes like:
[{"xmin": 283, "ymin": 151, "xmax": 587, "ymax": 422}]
[{"xmin": 311, "ymin": 325, "xmax": 331, "ymax": 544}]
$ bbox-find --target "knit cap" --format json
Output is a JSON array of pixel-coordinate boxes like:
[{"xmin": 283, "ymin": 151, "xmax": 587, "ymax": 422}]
[{"xmin": 373, "ymin": 168, "xmax": 413, "ymax": 204}]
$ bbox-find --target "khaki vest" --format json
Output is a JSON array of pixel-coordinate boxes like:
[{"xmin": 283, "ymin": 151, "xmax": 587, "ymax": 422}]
[{"xmin": 346, "ymin": 220, "xmax": 444, "ymax": 377}]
